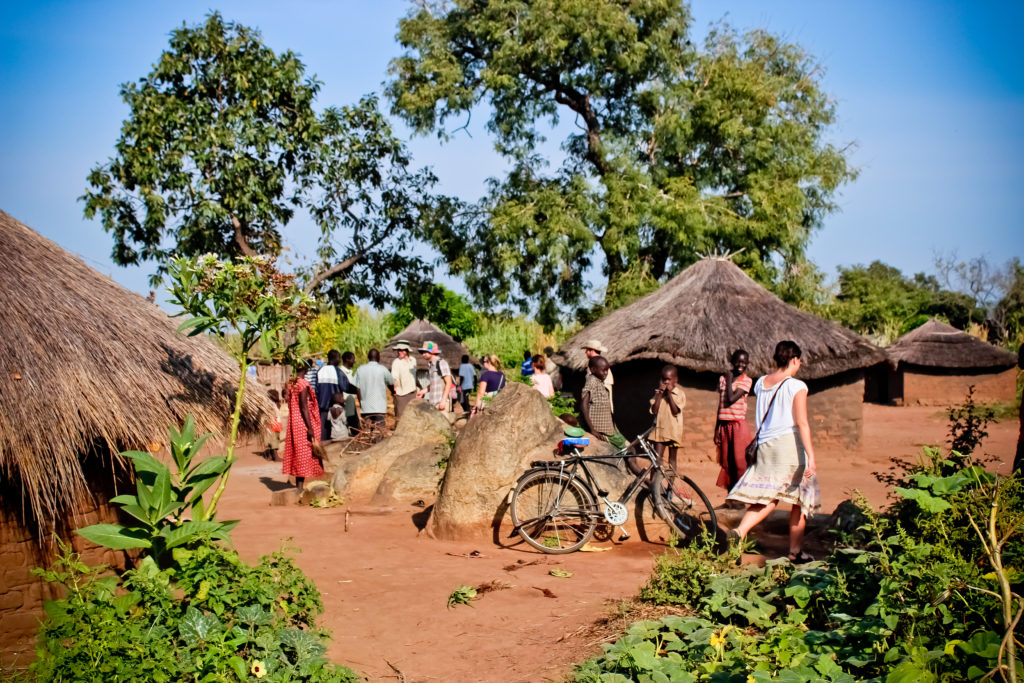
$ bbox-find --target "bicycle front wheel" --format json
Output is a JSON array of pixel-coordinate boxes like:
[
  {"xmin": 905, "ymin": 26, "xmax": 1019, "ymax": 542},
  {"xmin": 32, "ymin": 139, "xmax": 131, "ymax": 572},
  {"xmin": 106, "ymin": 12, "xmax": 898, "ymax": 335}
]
[
  {"xmin": 510, "ymin": 469, "xmax": 597, "ymax": 554},
  {"xmin": 651, "ymin": 469, "xmax": 718, "ymax": 546}
]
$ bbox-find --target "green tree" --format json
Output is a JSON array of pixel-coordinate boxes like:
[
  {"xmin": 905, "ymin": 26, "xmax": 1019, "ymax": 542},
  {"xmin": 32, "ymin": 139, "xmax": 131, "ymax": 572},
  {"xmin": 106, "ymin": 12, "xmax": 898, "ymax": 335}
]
[
  {"xmin": 388, "ymin": 0, "xmax": 855, "ymax": 325},
  {"xmin": 833, "ymin": 260, "xmax": 983, "ymax": 340},
  {"xmin": 386, "ymin": 283, "xmax": 479, "ymax": 341},
  {"xmin": 82, "ymin": 12, "xmax": 446, "ymax": 310},
  {"xmin": 994, "ymin": 258, "xmax": 1024, "ymax": 347}
]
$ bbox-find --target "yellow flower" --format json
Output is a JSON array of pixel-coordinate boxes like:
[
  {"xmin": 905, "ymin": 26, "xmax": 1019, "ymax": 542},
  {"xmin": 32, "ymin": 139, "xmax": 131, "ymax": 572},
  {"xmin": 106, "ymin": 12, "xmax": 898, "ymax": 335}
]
[
  {"xmin": 747, "ymin": 676, "xmax": 757, "ymax": 683},
  {"xmin": 710, "ymin": 624, "xmax": 733, "ymax": 647},
  {"xmin": 251, "ymin": 661, "xmax": 266, "ymax": 679}
]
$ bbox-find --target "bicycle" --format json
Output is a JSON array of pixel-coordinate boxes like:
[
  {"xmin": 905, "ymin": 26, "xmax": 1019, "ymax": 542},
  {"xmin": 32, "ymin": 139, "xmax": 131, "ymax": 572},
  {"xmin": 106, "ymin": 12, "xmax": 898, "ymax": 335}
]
[{"xmin": 509, "ymin": 427, "xmax": 718, "ymax": 554}]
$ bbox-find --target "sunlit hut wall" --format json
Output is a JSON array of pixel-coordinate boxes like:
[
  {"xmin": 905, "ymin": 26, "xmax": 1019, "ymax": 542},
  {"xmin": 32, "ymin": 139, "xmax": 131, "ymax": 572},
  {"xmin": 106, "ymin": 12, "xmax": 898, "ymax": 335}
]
[
  {"xmin": 0, "ymin": 210, "xmax": 273, "ymax": 665},
  {"xmin": 884, "ymin": 319, "xmax": 1018, "ymax": 406},
  {"xmin": 554, "ymin": 258, "xmax": 886, "ymax": 456}
]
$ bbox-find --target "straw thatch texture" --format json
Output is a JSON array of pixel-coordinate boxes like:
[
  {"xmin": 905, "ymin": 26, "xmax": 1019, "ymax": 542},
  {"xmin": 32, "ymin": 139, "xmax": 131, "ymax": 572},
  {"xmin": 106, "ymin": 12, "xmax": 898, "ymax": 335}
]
[
  {"xmin": 0, "ymin": 210, "xmax": 273, "ymax": 527},
  {"xmin": 380, "ymin": 319, "xmax": 471, "ymax": 370},
  {"xmin": 887, "ymin": 319, "xmax": 1017, "ymax": 369},
  {"xmin": 557, "ymin": 258, "xmax": 885, "ymax": 380}
]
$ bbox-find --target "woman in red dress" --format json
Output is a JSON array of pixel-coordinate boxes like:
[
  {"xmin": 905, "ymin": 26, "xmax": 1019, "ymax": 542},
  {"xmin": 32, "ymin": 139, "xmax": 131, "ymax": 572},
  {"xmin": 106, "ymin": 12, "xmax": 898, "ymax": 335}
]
[{"xmin": 282, "ymin": 360, "xmax": 323, "ymax": 489}]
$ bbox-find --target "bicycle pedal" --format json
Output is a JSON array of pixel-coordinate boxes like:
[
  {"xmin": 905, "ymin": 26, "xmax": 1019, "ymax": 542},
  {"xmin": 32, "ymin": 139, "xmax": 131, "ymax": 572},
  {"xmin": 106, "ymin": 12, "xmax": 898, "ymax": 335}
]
[{"xmin": 618, "ymin": 532, "xmax": 631, "ymax": 542}]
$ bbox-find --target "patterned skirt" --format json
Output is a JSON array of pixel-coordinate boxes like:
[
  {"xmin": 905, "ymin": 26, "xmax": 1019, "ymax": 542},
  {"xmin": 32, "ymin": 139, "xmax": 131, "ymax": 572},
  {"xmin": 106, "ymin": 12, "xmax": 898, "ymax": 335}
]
[{"xmin": 726, "ymin": 431, "xmax": 820, "ymax": 517}]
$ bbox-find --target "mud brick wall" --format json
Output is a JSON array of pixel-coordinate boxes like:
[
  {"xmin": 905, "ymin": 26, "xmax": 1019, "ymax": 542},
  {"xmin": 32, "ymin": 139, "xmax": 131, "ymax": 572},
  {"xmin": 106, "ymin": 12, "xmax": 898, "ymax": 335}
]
[
  {"xmin": 569, "ymin": 362, "xmax": 866, "ymax": 462},
  {"xmin": 1, "ymin": 494, "xmax": 125, "ymax": 667},
  {"xmin": 900, "ymin": 365, "xmax": 1018, "ymax": 406},
  {"xmin": 805, "ymin": 370, "xmax": 866, "ymax": 448}
]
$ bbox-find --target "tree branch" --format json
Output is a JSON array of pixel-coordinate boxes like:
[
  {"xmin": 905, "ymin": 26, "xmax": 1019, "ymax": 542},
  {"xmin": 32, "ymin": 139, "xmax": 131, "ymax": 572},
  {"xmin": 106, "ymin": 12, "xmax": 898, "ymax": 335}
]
[
  {"xmin": 304, "ymin": 251, "xmax": 365, "ymax": 293},
  {"xmin": 231, "ymin": 215, "xmax": 257, "ymax": 257}
]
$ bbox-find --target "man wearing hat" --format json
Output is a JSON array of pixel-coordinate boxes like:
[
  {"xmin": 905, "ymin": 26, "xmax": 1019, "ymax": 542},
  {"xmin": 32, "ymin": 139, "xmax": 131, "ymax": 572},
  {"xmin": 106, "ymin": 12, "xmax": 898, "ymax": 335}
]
[
  {"xmin": 416, "ymin": 341, "xmax": 454, "ymax": 413},
  {"xmin": 390, "ymin": 340, "xmax": 418, "ymax": 419},
  {"xmin": 582, "ymin": 339, "xmax": 614, "ymax": 412}
]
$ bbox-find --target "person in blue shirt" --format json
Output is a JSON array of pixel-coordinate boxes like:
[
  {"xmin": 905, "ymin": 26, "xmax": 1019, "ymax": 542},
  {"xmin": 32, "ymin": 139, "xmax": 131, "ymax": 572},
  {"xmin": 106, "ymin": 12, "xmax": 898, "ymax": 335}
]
[
  {"xmin": 457, "ymin": 354, "xmax": 475, "ymax": 413},
  {"xmin": 520, "ymin": 350, "xmax": 534, "ymax": 377},
  {"xmin": 316, "ymin": 350, "xmax": 358, "ymax": 440}
]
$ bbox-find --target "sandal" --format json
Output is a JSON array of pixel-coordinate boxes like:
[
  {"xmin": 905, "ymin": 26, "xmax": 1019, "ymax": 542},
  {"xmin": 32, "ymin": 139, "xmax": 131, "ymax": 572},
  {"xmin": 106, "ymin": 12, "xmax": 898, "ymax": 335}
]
[{"xmin": 787, "ymin": 551, "xmax": 815, "ymax": 564}]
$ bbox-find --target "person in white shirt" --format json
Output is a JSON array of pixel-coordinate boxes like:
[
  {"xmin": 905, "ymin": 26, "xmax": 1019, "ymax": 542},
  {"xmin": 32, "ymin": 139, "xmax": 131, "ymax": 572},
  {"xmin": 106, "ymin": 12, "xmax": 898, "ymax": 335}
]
[
  {"xmin": 726, "ymin": 340, "xmax": 820, "ymax": 563},
  {"xmin": 389, "ymin": 341, "xmax": 418, "ymax": 419}
]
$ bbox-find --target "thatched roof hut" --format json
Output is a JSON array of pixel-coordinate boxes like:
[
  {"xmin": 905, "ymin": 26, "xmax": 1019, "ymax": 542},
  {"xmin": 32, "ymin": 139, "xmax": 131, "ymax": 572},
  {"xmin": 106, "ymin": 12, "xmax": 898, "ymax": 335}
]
[
  {"xmin": 887, "ymin": 319, "xmax": 1017, "ymax": 369},
  {"xmin": 557, "ymin": 258, "xmax": 885, "ymax": 379},
  {"xmin": 882, "ymin": 319, "xmax": 1018, "ymax": 406},
  {"xmin": 0, "ymin": 210, "xmax": 273, "ymax": 528},
  {"xmin": 555, "ymin": 258, "xmax": 885, "ymax": 449},
  {"xmin": 381, "ymin": 319, "xmax": 471, "ymax": 370}
]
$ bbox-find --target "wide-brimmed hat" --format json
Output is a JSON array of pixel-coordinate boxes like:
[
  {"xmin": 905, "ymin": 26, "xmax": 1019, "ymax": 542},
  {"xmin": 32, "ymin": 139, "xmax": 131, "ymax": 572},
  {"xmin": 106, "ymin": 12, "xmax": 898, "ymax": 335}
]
[
  {"xmin": 581, "ymin": 339, "xmax": 607, "ymax": 354},
  {"xmin": 419, "ymin": 341, "xmax": 441, "ymax": 354},
  {"xmin": 393, "ymin": 340, "xmax": 412, "ymax": 351}
]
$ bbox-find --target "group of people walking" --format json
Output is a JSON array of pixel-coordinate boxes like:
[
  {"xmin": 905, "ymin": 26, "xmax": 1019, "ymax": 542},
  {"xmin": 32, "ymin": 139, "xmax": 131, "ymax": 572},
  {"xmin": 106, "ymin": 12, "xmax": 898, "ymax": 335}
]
[{"xmin": 577, "ymin": 338, "xmax": 820, "ymax": 562}]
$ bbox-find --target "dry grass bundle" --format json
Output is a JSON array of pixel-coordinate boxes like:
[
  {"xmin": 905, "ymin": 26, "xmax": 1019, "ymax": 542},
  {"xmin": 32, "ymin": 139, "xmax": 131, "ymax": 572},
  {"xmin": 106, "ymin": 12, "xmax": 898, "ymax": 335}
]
[
  {"xmin": 556, "ymin": 257, "xmax": 886, "ymax": 379},
  {"xmin": 0, "ymin": 210, "xmax": 273, "ymax": 532},
  {"xmin": 887, "ymin": 318, "xmax": 1017, "ymax": 369}
]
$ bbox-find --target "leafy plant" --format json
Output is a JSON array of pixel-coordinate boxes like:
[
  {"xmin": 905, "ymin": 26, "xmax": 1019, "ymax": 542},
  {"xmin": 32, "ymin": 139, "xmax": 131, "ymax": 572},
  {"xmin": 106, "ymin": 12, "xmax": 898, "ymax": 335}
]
[
  {"xmin": 76, "ymin": 416, "xmax": 235, "ymax": 563},
  {"xmin": 447, "ymin": 585, "xmax": 477, "ymax": 608},
  {"xmin": 581, "ymin": 445, "xmax": 1023, "ymax": 681},
  {"xmin": 548, "ymin": 393, "xmax": 577, "ymax": 421},
  {"xmin": 169, "ymin": 254, "xmax": 315, "ymax": 518},
  {"xmin": 31, "ymin": 540, "xmax": 357, "ymax": 682},
  {"xmin": 948, "ymin": 385, "xmax": 995, "ymax": 458}
]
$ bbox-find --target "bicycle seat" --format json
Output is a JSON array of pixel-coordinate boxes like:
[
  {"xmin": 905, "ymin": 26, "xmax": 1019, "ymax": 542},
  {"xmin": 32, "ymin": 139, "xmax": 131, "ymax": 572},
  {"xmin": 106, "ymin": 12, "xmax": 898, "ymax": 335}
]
[{"xmin": 560, "ymin": 437, "xmax": 589, "ymax": 447}]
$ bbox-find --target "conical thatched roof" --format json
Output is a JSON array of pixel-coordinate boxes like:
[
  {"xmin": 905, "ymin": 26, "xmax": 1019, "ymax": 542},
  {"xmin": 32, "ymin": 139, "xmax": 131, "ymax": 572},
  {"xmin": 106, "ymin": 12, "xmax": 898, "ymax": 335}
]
[
  {"xmin": 380, "ymin": 319, "xmax": 470, "ymax": 370},
  {"xmin": 887, "ymin": 319, "xmax": 1017, "ymax": 369},
  {"xmin": 0, "ymin": 210, "xmax": 273, "ymax": 526},
  {"xmin": 557, "ymin": 258, "xmax": 885, "ymax": 380}
]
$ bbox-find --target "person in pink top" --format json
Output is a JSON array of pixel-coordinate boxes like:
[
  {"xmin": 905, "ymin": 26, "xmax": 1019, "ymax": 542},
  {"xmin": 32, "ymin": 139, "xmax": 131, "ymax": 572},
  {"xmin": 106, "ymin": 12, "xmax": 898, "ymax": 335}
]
[
  {"xmin": 529, "ymin": 354, "xmax": 555, "ymax": 398},
  {"xmin": 714, "ymin": 350, "xmax": 753, "ymax": 493}
]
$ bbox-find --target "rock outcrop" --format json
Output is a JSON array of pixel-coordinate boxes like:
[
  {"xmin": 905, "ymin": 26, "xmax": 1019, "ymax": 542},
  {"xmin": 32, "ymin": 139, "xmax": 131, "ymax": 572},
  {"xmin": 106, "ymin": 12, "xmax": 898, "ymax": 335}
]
[
  {"xmin": 329, "ymin": 399, "xmax": 453, "ymax": 504},
  {"xmin": 429, "ymin": 382, "xmax": 632, "ymax": 541}
]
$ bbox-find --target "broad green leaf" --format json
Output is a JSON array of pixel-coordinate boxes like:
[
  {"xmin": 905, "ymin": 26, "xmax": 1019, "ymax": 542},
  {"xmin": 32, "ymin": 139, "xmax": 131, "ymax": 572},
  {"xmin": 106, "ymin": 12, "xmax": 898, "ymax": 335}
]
[
  {"xmin": 75, "ymin": 524, "xmax": 152, "ymax": 550},
  {"xmin": 149, "ymin": 465, "xmax": 172, "ymax": 519},
  {"xmin": 228, "ymin": 656, "xmax": 247, "ymax": 681},
  {"xmin": 159, "ymin": 520, "xmax": 222, "ymax": 549},
  {"xmin": 122, "ymin": 450, "xmax": 165, "ymax": 475},
  {"xmin": 893, "ymin": 488, "xmax": 952, "ymax": 513},
  {"xmin": 178, "ymin": 606, "xmax": 221, "ymax": 646}
]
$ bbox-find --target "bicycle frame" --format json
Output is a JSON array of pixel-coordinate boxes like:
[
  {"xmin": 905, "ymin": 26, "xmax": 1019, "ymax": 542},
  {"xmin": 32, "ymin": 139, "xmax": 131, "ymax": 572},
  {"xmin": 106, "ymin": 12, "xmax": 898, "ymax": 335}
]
[{"xmin": 514, "ymin": 430, "xmax": 666, "ymax": 528}]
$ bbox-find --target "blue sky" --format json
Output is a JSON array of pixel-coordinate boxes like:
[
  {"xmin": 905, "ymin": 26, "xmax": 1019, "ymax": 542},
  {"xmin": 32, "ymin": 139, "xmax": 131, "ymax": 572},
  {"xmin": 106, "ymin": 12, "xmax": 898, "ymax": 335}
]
[{"xmin": 1, "ymin": 1, "xmax": 1021, "ymax": 310}]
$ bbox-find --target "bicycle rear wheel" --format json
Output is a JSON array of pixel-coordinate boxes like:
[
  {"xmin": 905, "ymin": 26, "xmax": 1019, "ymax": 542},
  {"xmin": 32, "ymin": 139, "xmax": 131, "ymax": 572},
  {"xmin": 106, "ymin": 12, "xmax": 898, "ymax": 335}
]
[
  {"xmin": 651, "ymin": 468, "xmax": 717, "ymax": 546},
  {"xmin": 510, "ymin": 469, "xmax": 597, "ymax": 554}
]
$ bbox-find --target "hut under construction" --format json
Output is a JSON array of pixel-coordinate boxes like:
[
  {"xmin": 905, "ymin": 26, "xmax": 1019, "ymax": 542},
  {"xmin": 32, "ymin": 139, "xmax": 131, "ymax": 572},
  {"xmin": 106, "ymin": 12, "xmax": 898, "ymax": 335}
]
[
  {"xmin": 0, "ymin": 210, "xmax": 272, "ymax": 663},
  {"xmin": 556, "ymin": 258, "xmax": 886, "ymax": 452},
  {"xmin": 883, "ymin": 319, "xmax": 1018, "ymax": 406},
  {"xmin": 381, "ymin": 319, "xmax": 471, "ymax": 371}
]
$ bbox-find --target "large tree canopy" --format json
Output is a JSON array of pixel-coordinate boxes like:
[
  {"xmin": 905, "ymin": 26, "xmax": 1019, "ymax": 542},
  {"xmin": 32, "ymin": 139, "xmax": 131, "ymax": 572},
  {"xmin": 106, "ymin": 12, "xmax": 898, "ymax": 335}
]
[
  {"xmin": 388, "ymin": 0, "xmax": 856, "ymax": 324},
  {"xmin": 83, "ymin": 13, "xmax": 446, "ymax": 309}
]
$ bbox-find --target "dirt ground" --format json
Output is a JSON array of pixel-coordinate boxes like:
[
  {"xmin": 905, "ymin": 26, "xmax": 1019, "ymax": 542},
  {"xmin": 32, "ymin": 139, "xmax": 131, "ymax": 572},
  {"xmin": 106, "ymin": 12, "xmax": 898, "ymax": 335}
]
[{"xmin": 220, "ymin": 405, "xmax": 1019, "ymax": 683}]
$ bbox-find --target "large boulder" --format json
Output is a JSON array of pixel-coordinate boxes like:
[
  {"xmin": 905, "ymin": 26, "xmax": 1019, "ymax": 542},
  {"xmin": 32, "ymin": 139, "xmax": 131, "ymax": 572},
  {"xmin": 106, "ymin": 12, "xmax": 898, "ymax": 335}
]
[
  {"xmin": 329, "ymin": 399, "xmax": 453, "ymax": 503},
  {"xmin": 371, "ymin": 443, "xmax": 448, "ymax": 506},
  {"xmin": 428, "ymin": 382, "xmax": 632, "ymax": 541}
]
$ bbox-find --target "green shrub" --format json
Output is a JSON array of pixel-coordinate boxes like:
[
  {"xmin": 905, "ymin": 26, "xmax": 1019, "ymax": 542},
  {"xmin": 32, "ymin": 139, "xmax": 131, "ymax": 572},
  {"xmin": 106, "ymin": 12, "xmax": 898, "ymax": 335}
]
[
  {"xmin": 463, "ymin": 315, "xmax": 573, "ymax": 369},
  {"xmin": 639, "ymin": 534, "xmax": 739, "ymax": 607},
  {"xmin": 307, "ymin": 306, "xmax": 390, "ymax": 360},
  {"xmin": 578, "ymin": 452, "xmax": 1023, "ymax": 681},
  {"xmin": 31, "ymin": 541, "xmax": 358, "ymax": 683}
]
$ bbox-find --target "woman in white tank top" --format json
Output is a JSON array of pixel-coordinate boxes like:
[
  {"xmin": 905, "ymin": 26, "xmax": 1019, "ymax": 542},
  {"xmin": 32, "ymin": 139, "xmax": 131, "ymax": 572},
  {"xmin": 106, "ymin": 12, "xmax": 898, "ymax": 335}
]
[{"xmin": 726, "ymin": 341, "xmax": 821, "ymax": 563}]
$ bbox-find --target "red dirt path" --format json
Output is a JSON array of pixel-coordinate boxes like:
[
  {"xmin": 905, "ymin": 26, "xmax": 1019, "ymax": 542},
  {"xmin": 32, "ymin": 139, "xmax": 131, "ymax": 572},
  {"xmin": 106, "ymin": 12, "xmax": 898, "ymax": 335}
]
[{"xmin": 220, "ymin": 405, "xmax": 1018, "ymax": 682}]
